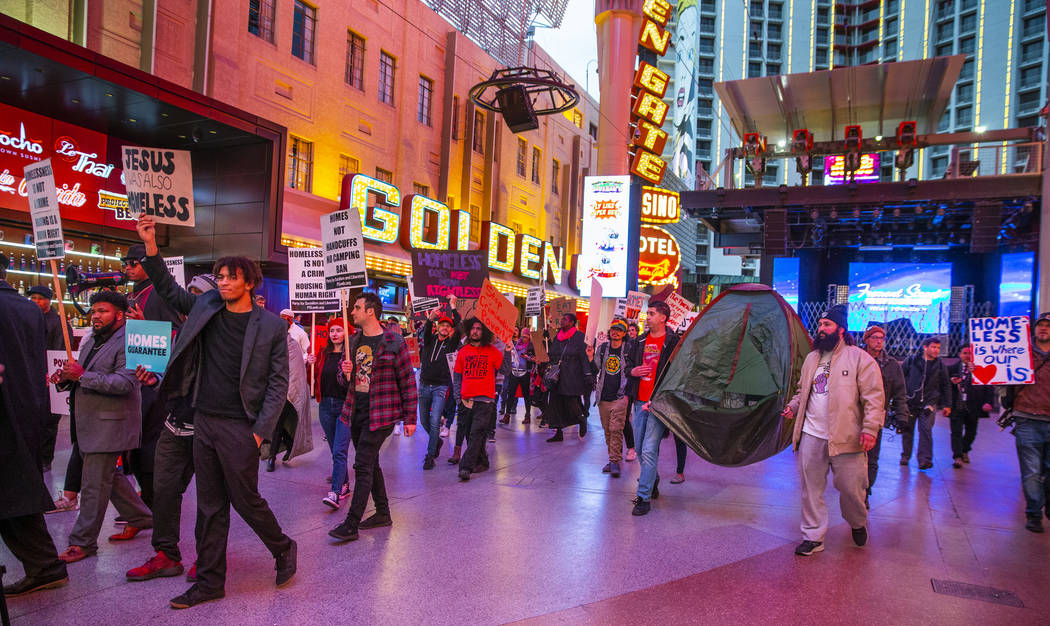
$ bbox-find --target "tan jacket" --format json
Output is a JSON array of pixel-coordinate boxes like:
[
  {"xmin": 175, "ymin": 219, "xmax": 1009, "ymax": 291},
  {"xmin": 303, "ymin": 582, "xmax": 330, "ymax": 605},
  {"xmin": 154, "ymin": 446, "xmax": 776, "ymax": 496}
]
[{"xmin": 787, "ymin": 340, "xmax": 885, "ymax": 456}]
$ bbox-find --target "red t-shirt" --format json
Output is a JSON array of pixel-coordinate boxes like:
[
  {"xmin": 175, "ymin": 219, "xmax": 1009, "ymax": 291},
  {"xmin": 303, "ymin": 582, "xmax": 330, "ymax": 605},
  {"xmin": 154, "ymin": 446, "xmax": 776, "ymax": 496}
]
[
  {"xmin": 637, "ymin": 333, "xmax": 667, "ymax": 402},
  {"xmin": 454, "ymin": 344, "xmax": 504, "ymax": 399}
]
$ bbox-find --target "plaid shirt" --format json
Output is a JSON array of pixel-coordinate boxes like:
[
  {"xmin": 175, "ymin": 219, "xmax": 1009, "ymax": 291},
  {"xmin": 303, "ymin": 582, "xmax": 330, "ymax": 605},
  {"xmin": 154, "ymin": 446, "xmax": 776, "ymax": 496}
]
[{"xmin": 339, "ymin": 326, "xmax": 418, "ymax": 431}]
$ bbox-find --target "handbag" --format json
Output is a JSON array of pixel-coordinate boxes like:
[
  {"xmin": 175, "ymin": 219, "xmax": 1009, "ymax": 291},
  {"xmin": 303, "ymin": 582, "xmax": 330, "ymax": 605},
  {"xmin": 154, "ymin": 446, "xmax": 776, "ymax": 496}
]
[{"xmin": 542, "ymin": 357, "xmax": 562, "ymax": 389}]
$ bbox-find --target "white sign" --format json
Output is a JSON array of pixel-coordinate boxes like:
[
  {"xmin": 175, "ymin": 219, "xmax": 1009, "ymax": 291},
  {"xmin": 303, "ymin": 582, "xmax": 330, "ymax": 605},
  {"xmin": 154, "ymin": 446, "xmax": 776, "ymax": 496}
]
[
  {"xmin": 585, "ymin": 278, "xmax": 603, "ymax": 346},
  {"xmin": 24, "ymin": 159, "xmax": 64, "ymax": 260},
  {"xmin": 289, "ymin": 248, "xmax": 341, "ymax": 313},
  {"xmin": 321, "ymin": 208, "xmax": 368, "ymax": 290},
  {"xmin": 968, "ymin": 317, "xmax": 1036, "ymax": 385},
  {"xmin": 46, "ymin": 349, "xmax": 70, "ymax": 415},
  {"xmin": 121, "ymin": 146, "xmax": 195, "ymax": 226},
  {"xmin": 164, "ymin": 256, "xmax": 186, "ymax": 289},
  {"xmin": 625, "ymin": 290, "xmax": 649, "ymax": 322},
  {"xmin": 664, "ymin": 292, "xmax": 694, "ymax": 330},
  {"xmin": 678, "ymin": 311, "xmax": 699, "ymax": 333},
  {"xmin": 525, "ymin": 287, "xmax": 545, "ymax": 317},
  {"xmin": 406, "ymin": 277, "xmax": 441, "ymax": 314},
  {"xmin": 578, "ymin": 175, "xmax": 631, "ymax": 298}
]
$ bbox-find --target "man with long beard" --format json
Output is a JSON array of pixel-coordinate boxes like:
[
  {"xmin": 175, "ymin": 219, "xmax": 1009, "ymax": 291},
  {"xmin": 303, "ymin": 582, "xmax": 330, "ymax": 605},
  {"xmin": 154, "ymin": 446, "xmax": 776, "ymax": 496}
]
[{"xmin": 782, "ymin": 305, "xmax": 885, "ymax": 556}]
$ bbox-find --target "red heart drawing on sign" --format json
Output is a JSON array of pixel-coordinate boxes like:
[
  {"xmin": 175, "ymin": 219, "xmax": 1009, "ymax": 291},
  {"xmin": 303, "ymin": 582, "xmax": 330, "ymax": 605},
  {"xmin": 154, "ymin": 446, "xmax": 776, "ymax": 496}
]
[{"xmin": 972, "ymin": 364, "xmax": 997, "ymax": 384}]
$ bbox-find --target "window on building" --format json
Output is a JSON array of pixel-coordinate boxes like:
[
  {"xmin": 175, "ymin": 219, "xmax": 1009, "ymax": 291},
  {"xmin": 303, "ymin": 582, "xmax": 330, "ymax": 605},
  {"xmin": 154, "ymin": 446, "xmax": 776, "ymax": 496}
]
[
  {"xmin": 698, "ymin": 98, "xmax": 713, "ymax": 115},
  {"xmin": 375, "ymin": 167, "xmax": 393, "ymax": 183},
  {"xmin": 955, "ymin": 106, "xmax": 973, "ymax": 129},
  {"xmin": 767, "ymin": 43, "xmax": 781, "ymax": 59},
  {"xmin": 698, "ymin": 58, "xmax": 714, "ymax": 74},
  {"xmin": 378, "ymin": 51, "xmax": 395, "ymax": 105},
  {"xmin": 698, "ymin": 78, "xmax": 713, "ymax": 95},
  {"xmin": 959, "ymin": 12, "xmax": 976, "ymax": 34},
  {"xmin": 699, "ymin": 37, "xmax": 715, "ymax": 54},
  {"xmin": 767, "ymin": 23, "xmax": 781, "ymax": 40},
  {"xmin": 956, "ymin": 82, "xmax": 974, "ymax": 103},
  {"xmin": 248, "ymin": 0, "xmax": 275, "ymax": 42},
  {"xmin": 816, "ymin": 27, "xmax": 829, "ymax": 45},
  {"xmin": 751, "ymin": 1, "xmax": 764, "ymax": 17},
  {"xmin": 472, "ymin": 110, "xmax": 485, "ymax": 153},
  {"xmin": 750, "ymin": 21, "xmax": 763, "ymax": 40},
  {"xmin": 885, "ymin": 17, "xmax": 898, "ymax": 36},
  {"xmin": 700, "ymin": 16, "xmax": 715, "ymax": 33},
  {"xmin": 291, "ymin": 1, "xmax": 316, "ymax": 64},
  {"xmin": 287, "ymin": 136, "xmax": 313, "ymax": 191},
  {"xmin": 1021, "ymin": 66, "xmax": 1043, "ymax": 88},
  {"xmin": 1019, "ymin": 89, "xmax": 1041, "ymax": 112},
  {"xmin": 551, "ymin": 159, "xmax": 560, "ymax": 194},
  {"xmin": 589, "ymin": 123, "xmax": 598, "ymax": 140},
  {"xmin": 338, "ymin": 154, "xmax": 359, "ymax": 191},
  {"xmin": 766, "ymin": 63, "xmax": 781, "ymax": 75},
  {"xmin": 696, "ymin": 139, "xmax": 711, "ymax": 154},
  {"xmin": 516, "ymin": 139, "xmax": 527, "ymax": 177},
  {"xmin": 697, "ymin": 119, "xmax": 712, "ymax": 136},
  {"xmin": 1024, "ymin": 15, "xmax": 1044, "ymax": 38},
  {"xmin": 935, "ymin": 43, "xmax": 953, "ymax": 57},
  {"xmin": 531, "ymin": 147, "xmax": 541, "ymax": 184},
  {"xmin": 1017, "ymin": 114, "xmax": 1039, "ymax": 128},
  {"xmin": 748, "ymin": 62, "xmax": 763, "ymax": 78},
  {"xmin": 816, "ymin": 7, "xmax": 829, "ymax": 24},
  {"xmin": 413, "ymin": 182, "xmax": 429, "ymax": 196},
  {"xmin": 768, "ymin": 2, "xmax": 783, "ymax": 19},
  {"xmin": 469, "ymin": 204, "xmax": 481, "ymax": 242},
  {"xmin": 345, "ymin": 31, "xmax": 365, "ymax": 89},
  {"xmin": 885, "ymin": 0, "xmax": 899, "ymax": 12},
  {"xmin": 958, "ymin": 36, "xmax": 975, "ymax": 56},
  {"xmin": 451, "ymin": 96, "xmax": 460, "ymax": 140},
  {"xmin": 749, "ymin": 41, "xmax": 763, "ymax": 58},
  {"xmin": 935, "ymin": 22, "xmax": 953, "ymax": 42},
  {"xmin": 960, "ymin": 58, "xmax": 974, "ymax": 80},
  {"xmin": 883, "ymin": 39, "xmax": 897, "ymax": 58},
  {"xmin": 417, "ymin": 75, "xmax": 433, "ymax": 126},
  {"xmin": 931, "ymin": 155, "xmax": 948, "ymax": 178},
  {"xmin": 1022, "ymin": 40, "xmax": 1043, "ymax": 63}
]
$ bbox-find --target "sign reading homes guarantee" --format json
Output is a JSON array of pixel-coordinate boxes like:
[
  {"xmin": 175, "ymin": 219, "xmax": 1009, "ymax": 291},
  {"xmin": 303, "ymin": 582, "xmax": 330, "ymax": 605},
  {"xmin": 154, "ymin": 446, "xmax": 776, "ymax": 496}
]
[
  {"xmin": 23, "ymin": 159, "xmax": 64, "ymax": 260},
  {"xmin": 125, "ymin": 319, "xmax": 173, "ymax": 373},
  {"xmin": 321, "ymin": 208, "xmax": 368, "ymax": 290},
  {"xmin": 410, "ymin": 250, "xmax": 488, "ymax": 299},
  {"xmin": 122, "ymin": 147, "xmax": 195, "ymax": 226},
  {"xmin": 288, "ymin": 248, "xmax": 341, "ymax": 313}
]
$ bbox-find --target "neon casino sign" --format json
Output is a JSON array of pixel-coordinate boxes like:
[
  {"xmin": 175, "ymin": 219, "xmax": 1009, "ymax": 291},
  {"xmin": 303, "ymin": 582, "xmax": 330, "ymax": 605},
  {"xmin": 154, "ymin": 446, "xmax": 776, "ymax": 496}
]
[{"xmin": 339, "ymin": 174, "xmax": 565, "ymax": 285}]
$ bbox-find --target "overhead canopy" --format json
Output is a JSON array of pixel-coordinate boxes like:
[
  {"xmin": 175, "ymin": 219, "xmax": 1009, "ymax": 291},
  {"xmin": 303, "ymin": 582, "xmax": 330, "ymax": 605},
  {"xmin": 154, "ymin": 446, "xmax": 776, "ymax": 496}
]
[{"xmin": 714, "ymin": 56, "xmax": 965, "ymax": 145}]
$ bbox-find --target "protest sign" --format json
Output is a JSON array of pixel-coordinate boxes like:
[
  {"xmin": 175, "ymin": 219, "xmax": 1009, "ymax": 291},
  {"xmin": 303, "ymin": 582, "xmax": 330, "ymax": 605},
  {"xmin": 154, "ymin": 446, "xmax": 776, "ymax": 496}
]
[
  {"xmin": 406, "ymin": 278, "xmax": 441, "ymax": 314},
  {"xmin": 614, "ymin": 298, "xmax": 627, "ymax": 318},
  {"xmin": 410, "ymin": 250, "xmax": 488, "ymax": 299},
  {"xmin": 968, "ymin": 317, "xmax": 1036, "ymax": 385},
  {"xmin": 678, "ymin": 311, "xmax": 699, "ymax": 333},
  {"xmin": 585, "ymin": 278, "xmax": 603, "ymax": 346},
  {"xmin": 525, "ymin": 287, "xmax": 545, "ymax": 317},
  {"xmin": 121, "ymin": 146, "xmax": 195, "ymax": 226},
  {"xmin": 548, "ymin": 297, "xmax": 576, "ymax": 325},
  {"xmin": 46, "ymin": 349, "xmax": 70, "ymax": 415},
  {"xmin": 24, "ymin": 159, "xmax": 64, "ymax": 260},
  {"xmin": 664, "ymin": 292, "xmax": 694, "ymax": 330},
  {"xmin": 455, "ymin": 297, "xmax": 478, "ymax": 321},
  {"xmin": 446, "ymin": 351, "xmax": 458, "ymax": 378},
  {"xmin": 125, "ymin": 319, "xmax": 173, "ymax": 373},
  {"xmin": 625, "ymin": 291, "xmax": 649, "ymax": 322},
  {"xmin": 475, "ymin": 279, "xmax": 518, "ymax": 345},
  {"xmin": 321, "ymin": 208, "xmax": 368, "ymax": 290},
  {"xmin": 164, "ymin": 256, "xmax": 186, "ymax": 289},
  {"xmin": 289, "ymin": 248, "xmax": 341, "ymax": 312},
  {"xmin": 530, "ymin": 330, "xmax": 550, "ymax": 363},
  {"xmin": 405, "ymin": 335, "xmax": 422, "ymax": 368}
]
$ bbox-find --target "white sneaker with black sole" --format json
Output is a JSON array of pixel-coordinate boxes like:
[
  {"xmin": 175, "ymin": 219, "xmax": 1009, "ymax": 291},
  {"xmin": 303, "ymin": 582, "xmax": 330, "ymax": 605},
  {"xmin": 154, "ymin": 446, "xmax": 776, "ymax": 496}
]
[{"xmin": 322, "ymin": 491, "xmax": 340, "ymax": 509}]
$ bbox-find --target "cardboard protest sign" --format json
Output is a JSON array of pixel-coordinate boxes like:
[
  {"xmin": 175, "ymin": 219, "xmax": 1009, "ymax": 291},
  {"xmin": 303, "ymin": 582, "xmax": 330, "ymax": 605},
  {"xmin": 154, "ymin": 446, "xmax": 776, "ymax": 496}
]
[
  {"xmin": 321, "ymin": 208, "xmax": 368, "ymax": 290},
  {"xmin": 530, "ymin": 330, "xmax": 550, "ymax": 363},
  {"xmin": 405, "ymin": 335, "xmax": 422, "ymax": 368},
  {"xmin": 289, "ymin": 248, "xmax": 341, "ymax": 312},
  {"xmin": 585, "ymin": 278, "xmax": 602, "ymax": 346},
  {"xmin": 968, "ymin": 317, "xmax": 1036, "ymax": 385},
  {"xmin": 24, "ymin": 159, "xmax": 64, "ymax": 260},
  {"xmin": 455, "ymin": 297, "xmax": 478, "ymax": 321},
  {"xmin": 548, "ymin": 297, "xmax": 576, "ymax": 326},
  {"xmin": 46, "ymin": 349, "xmax": 70, "ymax": 415},
  {"xmin": 664, "ymin": 292, "xmax": 694, "ymax": 330},
  {"xmin": 446, "ymin": 351, "xmax": 458, "ymax": 378},
  {"xmin": 164, "ymin": 256, "xmax": 186, "ymax": 289},
  {"xmin": 121, "ymin": 147, "xmax": 195, "ymax": 226},
  {"xmin": 475, "ymin": 279, "xmax": 518, "ymax": 345},
  {"xmin": 678, "ymin": 311, "xmax": 699, "ymax": 334},
  {"xmin": 410, "ymin": 250, "xmax": 488, "ymax": 299},
  {"xmin": 125, "ymin": 319, "xmax": 173, "ymax": 373},
  {"xmin": 625, "ymin": 291, "xmax": 649, "ymax": 322},
  {"xmin": 525, "ymin": 287, "xmax": 545, "ymax": 317}
]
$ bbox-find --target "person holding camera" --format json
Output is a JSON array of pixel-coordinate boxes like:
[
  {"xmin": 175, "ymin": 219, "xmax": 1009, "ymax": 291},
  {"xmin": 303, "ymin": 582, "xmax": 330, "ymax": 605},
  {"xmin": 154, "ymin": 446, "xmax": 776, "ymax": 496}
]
[
  {"xmin": 901, "ymin": 337, "xmax": 952, "ymax": 470},
  {"xmin": 860, "ymin": 326, "xmax": 907, "ymax": 507}
]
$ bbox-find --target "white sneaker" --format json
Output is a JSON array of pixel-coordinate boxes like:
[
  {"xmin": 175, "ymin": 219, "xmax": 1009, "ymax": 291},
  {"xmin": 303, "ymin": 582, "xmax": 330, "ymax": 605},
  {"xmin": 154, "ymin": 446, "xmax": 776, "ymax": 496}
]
[
  {"xmin": 393, "ymin": 423, "xmax": 403, "ymax": 436},
  {"xmin": 322, "ymin": 491, "xmax": 340, "ymax": 509},
  {"xmin": 440, "ymin": 426, "xmax": 450, "ymax": 438}
]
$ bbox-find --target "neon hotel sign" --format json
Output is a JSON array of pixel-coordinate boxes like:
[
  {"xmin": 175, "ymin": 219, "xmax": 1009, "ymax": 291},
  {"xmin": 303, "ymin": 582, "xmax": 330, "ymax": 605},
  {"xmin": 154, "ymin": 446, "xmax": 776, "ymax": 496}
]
[{"xmin": 341, "ymin": 174, "xmax": 565, "ymax": 286}]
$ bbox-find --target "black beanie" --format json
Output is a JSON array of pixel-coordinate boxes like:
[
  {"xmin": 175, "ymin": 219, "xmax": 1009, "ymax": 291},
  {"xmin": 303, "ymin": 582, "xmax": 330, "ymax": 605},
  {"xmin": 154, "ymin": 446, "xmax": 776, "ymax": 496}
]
[{"xmin": 821, "ymin": 304, "xmax": 848, "ymax": 331}]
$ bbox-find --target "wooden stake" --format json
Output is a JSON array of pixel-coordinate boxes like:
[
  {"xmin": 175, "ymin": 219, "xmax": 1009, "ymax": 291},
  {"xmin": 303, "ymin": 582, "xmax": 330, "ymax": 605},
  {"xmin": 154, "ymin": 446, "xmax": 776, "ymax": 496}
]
[
  {"xmin": 341, "ymin": 289, "xmax": 350, "ymax": 359},
  {"xmin": 49, "ymin": 259, "xmax": 73, "ymax": 360}
]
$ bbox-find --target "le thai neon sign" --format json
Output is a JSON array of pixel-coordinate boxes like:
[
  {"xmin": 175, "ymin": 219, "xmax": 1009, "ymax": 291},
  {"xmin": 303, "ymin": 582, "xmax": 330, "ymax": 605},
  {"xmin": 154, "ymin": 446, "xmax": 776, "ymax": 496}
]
[{"xmin": 340, "ymin": 174, "xmax": 564, "ymax": 285}]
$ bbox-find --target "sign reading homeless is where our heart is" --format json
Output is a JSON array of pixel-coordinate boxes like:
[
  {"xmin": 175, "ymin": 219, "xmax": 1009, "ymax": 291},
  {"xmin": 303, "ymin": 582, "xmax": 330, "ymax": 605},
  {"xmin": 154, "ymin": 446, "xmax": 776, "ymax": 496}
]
[
  {"xmin": 968, "ymin": 316, "xmax": 1035, "ymax": 385},
  {"xmin": 410, "ymin": 250, "xmax": 488, "ymax": 299},
  {"xmin": 121, "ymin": 147, "xmax": 195, "ymax": 226}
]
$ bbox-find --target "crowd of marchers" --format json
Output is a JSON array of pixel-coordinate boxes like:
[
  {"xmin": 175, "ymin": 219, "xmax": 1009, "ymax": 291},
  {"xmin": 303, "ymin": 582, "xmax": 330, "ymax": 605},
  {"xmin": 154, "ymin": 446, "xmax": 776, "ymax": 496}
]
[{"xmin": 2, "ymin": 215, "xmax": 1049, "ymax": 609}]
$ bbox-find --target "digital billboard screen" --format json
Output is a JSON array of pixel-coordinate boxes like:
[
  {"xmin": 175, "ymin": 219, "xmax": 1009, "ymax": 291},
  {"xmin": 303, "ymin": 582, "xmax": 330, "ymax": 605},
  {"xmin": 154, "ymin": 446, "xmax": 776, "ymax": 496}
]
[
  {"xmin": 824, "ymin": 153, "xmax": 879, "ymax": 185},
  {"xmin": 773, "ymin": 257, "xmax": 800, "ymax": 312},
  {"xmin": 848, "ymin": 262, "xmax": 952, "ymax": 334},
  {"xmin": 999, "ymin": 251, "xmax": 1035, "ymax": 318},
  {"xmin": 578, "ymin": 175, "xmax": 632, "ymax": 297}
]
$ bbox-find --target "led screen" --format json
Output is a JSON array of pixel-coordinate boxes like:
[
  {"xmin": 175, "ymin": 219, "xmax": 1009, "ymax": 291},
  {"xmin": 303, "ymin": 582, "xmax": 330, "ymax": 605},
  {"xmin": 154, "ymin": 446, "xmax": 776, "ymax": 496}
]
[
  {"xmin": 999, "ymin": 251, "xmax": 1035, "ymax": 318},
  {"xmin": 824, "ymin": 153, "xmax": 879, "ymax": 185},
  {"xmin": 848, "ymin": 262, "xmax": 952, "ymax": 334},
  {"xmin": 578, "ymin": 175, "xmax": 631, "ymax": 297},
  {"xmin": 773, "ymin": 257, "xmax": 800, "ymax": 312}
]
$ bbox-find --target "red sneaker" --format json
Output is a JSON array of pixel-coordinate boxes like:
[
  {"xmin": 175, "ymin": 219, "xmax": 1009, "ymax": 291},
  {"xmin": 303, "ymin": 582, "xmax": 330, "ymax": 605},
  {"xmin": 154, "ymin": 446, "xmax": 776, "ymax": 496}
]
[
  {"xmin": 109, "ymin": 525, "xmax": 146, "ymax": 542},
  {"xmin": 126, "ymin": 552, "xmax": 184, "ymax": 581},
  {"xmin": 186, "ymin": 562, "xmax": 197, "ymax": 582}
]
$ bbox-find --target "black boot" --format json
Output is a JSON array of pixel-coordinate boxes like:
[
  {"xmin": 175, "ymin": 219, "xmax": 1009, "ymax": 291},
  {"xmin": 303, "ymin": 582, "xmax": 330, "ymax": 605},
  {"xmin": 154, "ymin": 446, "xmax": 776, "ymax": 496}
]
[{"xmin": 546, "ymin": 429, "xmax": 564, "ymax": 442}]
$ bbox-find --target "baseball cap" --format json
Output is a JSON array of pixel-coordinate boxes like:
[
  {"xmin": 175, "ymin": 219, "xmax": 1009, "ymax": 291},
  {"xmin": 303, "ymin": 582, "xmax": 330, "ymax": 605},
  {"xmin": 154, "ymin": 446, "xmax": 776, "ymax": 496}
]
[
  {"xmin": 1036, "ymin": 312, "xmax": 1050, "ymax": 325},
  {"xmin": 279, "ymin": 308, "xmax": 294, "ymax": 318},
  {"xmin": 437, "ymin": 316, "xmax": 454, "ymax": 326}
]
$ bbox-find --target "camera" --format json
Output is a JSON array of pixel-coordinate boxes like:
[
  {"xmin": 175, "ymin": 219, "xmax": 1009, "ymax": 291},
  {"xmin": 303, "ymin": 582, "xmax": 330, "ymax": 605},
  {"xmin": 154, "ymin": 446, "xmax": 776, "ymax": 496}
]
[
  {"xmin": 885, "ymin": 412, "xmax": 910, "ymax": 434},
  {"xmin": 997, "ymin": 411, "xmax": 1016, "ymax": 431}
]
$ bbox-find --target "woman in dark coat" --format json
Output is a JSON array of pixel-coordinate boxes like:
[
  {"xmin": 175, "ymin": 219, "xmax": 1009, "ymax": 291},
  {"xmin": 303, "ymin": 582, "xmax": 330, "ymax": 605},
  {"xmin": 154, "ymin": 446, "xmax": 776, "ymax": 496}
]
[{"xmin": 545, "ymin": 313, "xmax": 590, "ymax": 442}]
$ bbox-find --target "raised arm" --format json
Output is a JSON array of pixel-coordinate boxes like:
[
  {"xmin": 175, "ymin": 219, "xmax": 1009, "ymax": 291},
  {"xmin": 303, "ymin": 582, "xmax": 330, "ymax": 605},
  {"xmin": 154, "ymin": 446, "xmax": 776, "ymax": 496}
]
[{"xmin": 136, "ymin": 214, "xmax": 196, "ymax": 315}]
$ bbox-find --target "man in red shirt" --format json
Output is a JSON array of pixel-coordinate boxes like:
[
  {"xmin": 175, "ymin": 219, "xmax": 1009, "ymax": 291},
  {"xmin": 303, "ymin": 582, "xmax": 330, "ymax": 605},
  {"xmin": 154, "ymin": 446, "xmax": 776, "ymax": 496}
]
[
  {"xmin": 625, "ymin": 301, "xmax": 680, "ymax": 516},
  {"xmin": 453, "ymin": 319, "xmax": 504, "ymax": 481}
]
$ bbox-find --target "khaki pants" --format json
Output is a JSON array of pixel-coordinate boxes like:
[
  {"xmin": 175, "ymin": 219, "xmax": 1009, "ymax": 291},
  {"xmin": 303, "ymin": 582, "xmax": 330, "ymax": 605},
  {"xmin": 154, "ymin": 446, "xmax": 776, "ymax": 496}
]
[
  {"xmin": 598, "ymin": 397, "xmax": 628, "ymax": 463},
  {"xmin": 798, "ymin": 432, "xmax": 868, "ymax": 542}
]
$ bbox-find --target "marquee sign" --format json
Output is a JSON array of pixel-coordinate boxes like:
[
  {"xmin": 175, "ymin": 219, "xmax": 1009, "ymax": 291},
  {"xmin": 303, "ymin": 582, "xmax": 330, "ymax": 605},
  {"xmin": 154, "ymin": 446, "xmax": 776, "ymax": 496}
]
[
  {"xmin": 638, "ymin": 224, "xmax": 680, "ymax": 286},
  {"xmin": 640, "ymin": 186, "xmax": 680, "ymax": 224},
  {"xmin": 629, "ymin": 0, "xmax": 674, "ymax": 185}
]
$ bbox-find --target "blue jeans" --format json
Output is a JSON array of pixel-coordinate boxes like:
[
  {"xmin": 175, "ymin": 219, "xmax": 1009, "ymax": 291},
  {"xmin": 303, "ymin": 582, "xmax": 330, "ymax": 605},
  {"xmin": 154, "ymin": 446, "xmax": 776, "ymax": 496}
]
[
  {"xmin": 634, "ymin": 402, "xmax": 665, "ymax": 501},
  {"xmin": 319, "ymin": 396, "xmax": 350, "ymax": 489},
  {"xmin": 418, "ymin": 384, "xmax": 448, "ymax": 458},
  {"xmin": 1014, "ymin": 418, "xmax": 1050, "ymax": 519}
]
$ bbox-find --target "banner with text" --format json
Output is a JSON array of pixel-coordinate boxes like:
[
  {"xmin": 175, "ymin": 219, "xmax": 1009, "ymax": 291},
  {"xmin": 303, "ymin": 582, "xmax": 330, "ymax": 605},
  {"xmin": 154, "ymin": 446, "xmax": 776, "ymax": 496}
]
[
  {"xmin": 525, "ymin": 287, "xmax": 545, "ymax": 317},
  {"xmin": 125, "ymin": 319, "xmax": 173, "ymax": 372},
  {"xmin": 410, "ymin": 250, "xmax": 488, "ymax": 299},
  {"xmin": 406, "ymin": 278, "xmax": 441, "ymax": 314},
  {"xmin": 289, "ymin": 248, "xmax": 341, "ymax": 313},
  {"xmin": 47, "ymin": 349, "xmax": 70, "ymax": 415},
  {"xmin": 164, "ymin": 255, "xmax": 186, "ymax": 289},
  {"xmin": 664, "ymin": 292, "xmax": 694, "ymax": 330},
  {"xmin": 475, "ymin": 278, "xmax": 518, "ymax": 345},
  {"xmin": 321, "ymin": 208, "xmax": 368, "ymax": 290},
  {"xmin": 24, "ymin": 159, "xmax": 64, "ymax": 260},
  {"xmin": 625, "ymin": 291, "xmax": 649, "ymax": 322},
  {"xmin": 968, "ymin": 317, "xmax": 1036, "ymax": 385},
  {"xmin": 121, "ymin": 147, "xmax": 195, "ymax": 226}
]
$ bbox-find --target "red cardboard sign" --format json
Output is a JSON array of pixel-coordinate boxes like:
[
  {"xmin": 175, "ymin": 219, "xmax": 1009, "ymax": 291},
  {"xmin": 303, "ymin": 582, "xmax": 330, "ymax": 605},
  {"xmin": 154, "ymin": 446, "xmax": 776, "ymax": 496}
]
[{"xmin": 475, "ymin": 278, "xmax": 519, "ymax": 345}]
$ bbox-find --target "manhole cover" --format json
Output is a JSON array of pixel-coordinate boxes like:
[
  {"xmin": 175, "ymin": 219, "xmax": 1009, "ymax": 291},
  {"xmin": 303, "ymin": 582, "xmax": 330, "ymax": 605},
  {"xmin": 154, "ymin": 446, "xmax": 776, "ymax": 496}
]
[{"xmin": 930, "ymin": 579, "xmax": 1024, "ymax": 608}]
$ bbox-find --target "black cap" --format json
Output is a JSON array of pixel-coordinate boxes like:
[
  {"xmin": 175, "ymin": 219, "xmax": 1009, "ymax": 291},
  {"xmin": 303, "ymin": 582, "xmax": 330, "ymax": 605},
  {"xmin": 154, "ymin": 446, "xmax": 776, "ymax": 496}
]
[
  {"xmin": 122, "ymin": 244, "xmax": 147, "ymax": 261},
  {"xmin": 820, "ymin": 304, "xmax": 849, "ymax": 331},
  {"xmin": 1036, "ymin": 312, "xmax": 1050, "ymax": 326},
  {"xmin": 28, "ymin": 285, "xmax": 53, "ymax": 299}
]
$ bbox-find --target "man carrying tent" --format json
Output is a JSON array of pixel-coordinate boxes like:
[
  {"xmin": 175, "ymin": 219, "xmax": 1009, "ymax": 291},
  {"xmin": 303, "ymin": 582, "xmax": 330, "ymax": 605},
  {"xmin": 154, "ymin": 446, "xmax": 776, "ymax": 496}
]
[{"xmin": 781, "ymin": 305, "xmax": 885, "ymax": 556}]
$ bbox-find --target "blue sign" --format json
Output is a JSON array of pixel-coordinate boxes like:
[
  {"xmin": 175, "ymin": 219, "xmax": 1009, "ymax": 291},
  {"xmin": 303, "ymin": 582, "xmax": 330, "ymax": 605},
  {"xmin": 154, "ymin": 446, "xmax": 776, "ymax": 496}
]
[{"xmin": 125, "ymin": 319, "xmax": 173, "ymax": 373}]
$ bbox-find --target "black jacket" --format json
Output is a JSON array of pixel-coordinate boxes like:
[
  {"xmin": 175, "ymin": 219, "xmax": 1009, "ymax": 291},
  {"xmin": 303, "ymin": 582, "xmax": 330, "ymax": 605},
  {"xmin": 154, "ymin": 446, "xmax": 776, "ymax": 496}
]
[
  {"xmin": 625, "ymin": 330, "xmax": 680, "ymax": 401},
  {"xmin": 143, "ymin": 254, "xmax": 289, "ymax": 439},
  {"xmin": 419, "ymin": 309, "xmax": 461, "ymax": 387},
  {"xmin": 902, "ymin": 353, "xmax": 952, "ymax": 411},
  {"xmin": 129, "ymin": 277, "xmax": 183, "ymax": 330},
  {"xmin": 548, "ymin": 328, "xmax": 589, "ymax": 396},
  {"xmin": 873, "ymin": 350, "xmax": 908, "ymax": 418},
  {"xmin": 42, "ymin": 306, "xmax": 72, "ymax": 352},
  {"xmin": 948, "ymin": 361, "xmax": 995, "ymax": 416},
  {"xmin": 0, "ymin": 280, "xmax": 54, "ymax": 519}
]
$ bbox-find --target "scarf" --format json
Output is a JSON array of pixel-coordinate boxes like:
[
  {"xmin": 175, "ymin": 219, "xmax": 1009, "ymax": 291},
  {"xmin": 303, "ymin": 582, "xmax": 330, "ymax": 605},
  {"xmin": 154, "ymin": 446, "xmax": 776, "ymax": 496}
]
[{"xmin": 556, "ymin": 327, "xmax": 576, "ymax": 342}]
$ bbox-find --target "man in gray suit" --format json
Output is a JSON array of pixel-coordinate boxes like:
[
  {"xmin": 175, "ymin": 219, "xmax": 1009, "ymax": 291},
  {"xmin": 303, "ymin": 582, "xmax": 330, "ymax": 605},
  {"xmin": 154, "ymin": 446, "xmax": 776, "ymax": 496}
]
[{"xmin": 52, "ymin": 290, "xmax": 153, "ymax": 563}]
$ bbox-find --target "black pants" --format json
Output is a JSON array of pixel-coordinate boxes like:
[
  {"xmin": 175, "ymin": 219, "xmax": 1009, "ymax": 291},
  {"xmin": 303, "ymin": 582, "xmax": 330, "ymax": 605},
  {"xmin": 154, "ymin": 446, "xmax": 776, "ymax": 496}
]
[
  {"xmin": 624, "ymin": 402, "xmax": 635, "ymax": 449},
  {"xmin": 674, "ymin": 435, "xmax": 687, "ymax": 474},
  {"xmin": 0, "ymin": 514, "xmax": 67, "ymax": 580},
  {"xmin": 460, "ymin": 402, "xmax": 497, "ymax": 472},
  {"xmin": 867, "ymin": 428, "xmax": 883, "ymax": 494},
  {"xmin": 501, "ymin": 375, "xmax": 531, "ymax": 414},
  {"xmin": 193, "ymin": 412, "xmax": 291, "ymax": 593},
  {"xmin": 344, "ymin": 412, "xmax": 393, "ymax": 529},
  {"xmin": 63, "ymin": 417, "xmax": 82, "ymax": 493},
  {"xmin": 950, "ymin": 409, "xmax": 979, "ymax": 458},
  {"xmin": 39, "ymin": 413, "xmax": 61, "ymax": 469},
  {"xmin": 152, "ymin": 429, "xmax": 195, "ymax": 563}
]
